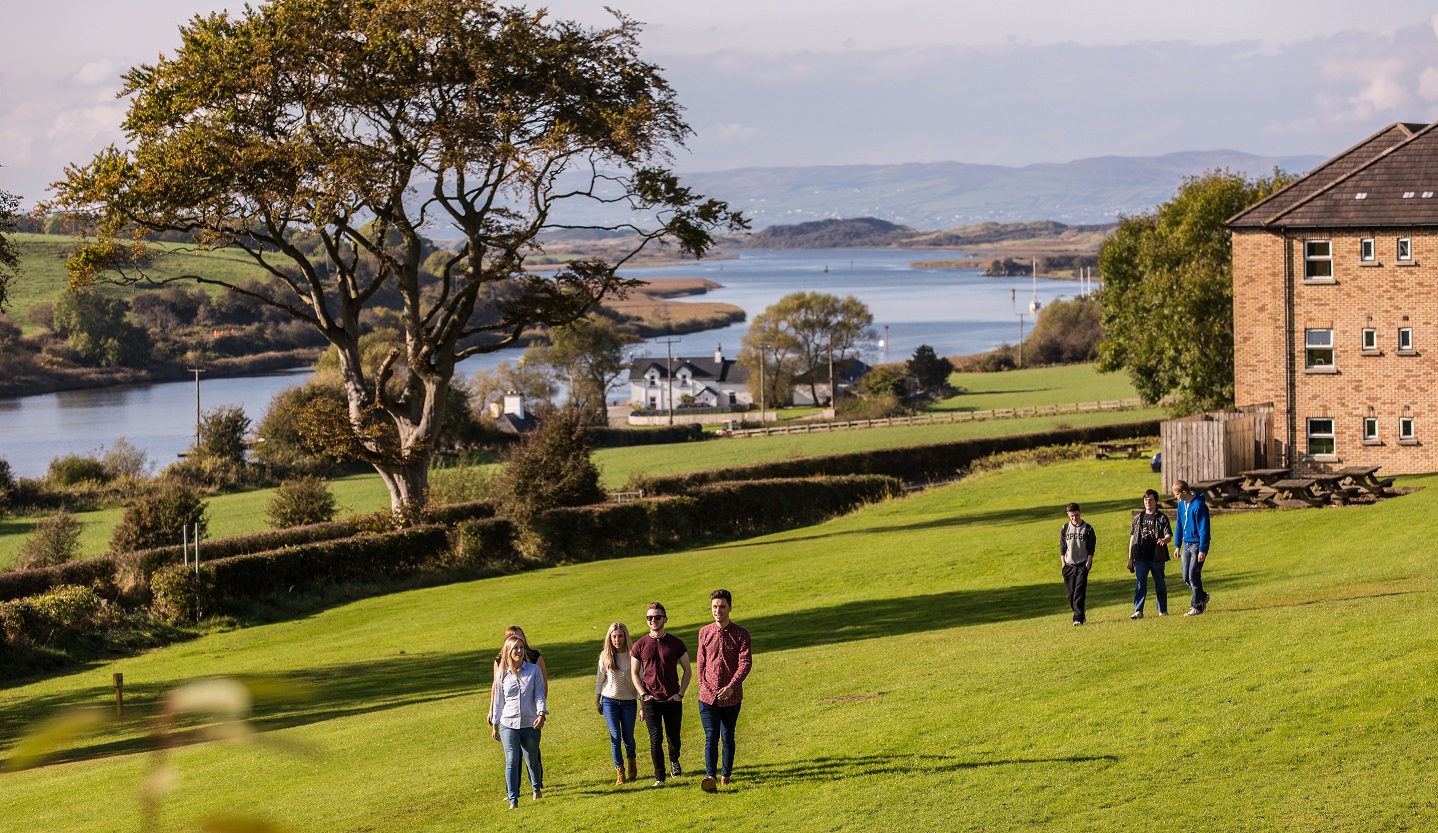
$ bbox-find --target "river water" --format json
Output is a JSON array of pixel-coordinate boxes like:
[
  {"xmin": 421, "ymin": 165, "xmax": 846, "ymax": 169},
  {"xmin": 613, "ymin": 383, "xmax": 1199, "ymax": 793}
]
[{"xmin": 0, "ymin": 249, "xmax": 1079, "ymax": 477}]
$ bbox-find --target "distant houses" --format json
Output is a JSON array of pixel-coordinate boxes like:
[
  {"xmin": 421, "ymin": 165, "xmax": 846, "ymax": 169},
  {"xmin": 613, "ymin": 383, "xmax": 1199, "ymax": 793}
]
[
  {"xmin": 628, "ymin": 345, "xmax": 752, "ymax": 412},
  {"xmin": 1229, "ymin": 120, "xmax": 1438, "ymax": 474}
]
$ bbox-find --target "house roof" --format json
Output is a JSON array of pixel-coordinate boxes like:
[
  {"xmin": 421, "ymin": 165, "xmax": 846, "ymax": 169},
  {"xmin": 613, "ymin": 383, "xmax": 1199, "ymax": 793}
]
[
  {"xmin": 792, "ymin": 357, "xmax": 874, "ymax": 385},
  {"xmin": 629, "ymin": 356, "xmax": 749, "ymax": 384},
  {"xmin": 1228, "ymin": 122, "xmax": 1438, "ymax": 229}
]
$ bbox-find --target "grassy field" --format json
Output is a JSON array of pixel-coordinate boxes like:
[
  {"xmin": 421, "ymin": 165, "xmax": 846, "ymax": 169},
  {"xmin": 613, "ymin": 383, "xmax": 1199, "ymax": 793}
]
[
  {"xmin": 931, "ymin": 363, "xmax": 1142, "ymax": 412},
  {"xmin": 0, "ymin": 474, "xmax": 393, "ymax": 570},
  {"xmin": 3, "ymin": 456, "xmax": 1435, "ymax": 832}
]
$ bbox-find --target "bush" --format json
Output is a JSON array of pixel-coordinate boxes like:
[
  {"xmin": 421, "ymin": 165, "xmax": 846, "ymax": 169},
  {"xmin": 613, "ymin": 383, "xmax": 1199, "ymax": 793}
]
[
  {"xmin": 100, "ymin": 437, "xmax": 150, "ymax": 480},
  {"xmin": 449, "ymin": 518, "xmax": 519, "ymax": 573},
  {"xmin": 0, "ymin": 557, "xmax": 119, "ymax": 603},
  {"xmin": 496, "ymin": 407, "xmax": 605, "ymax": 528},
  {"xmin": 836, "ymin": 392, "xmax": 906, "ymax": 420},
  {"xmin": 0, "ymin": 456, "xmax": 12, "ymax": 510},
  {"xmin": 15, "ymin": 509, "xmax": 83, "ymax": 570},
  {"xmin": 254, "ymin": 384, "xmax": 351, "ymax": 475},
  {"xmin": 587, "ymin": 424, "xmax": 703, "ymax": 447},
  {"xmin": 47, "ymin": 454, "xmax": 111, "ymax": 486},
  {"xmin": 428, "ymin": 457, "xmax": 497, "ymax": 505},
  {"xmin": 0, "ymin": 585, "xmax": 105, "ymax": 646},
  {"xmin": 149, "ymin": 563, "xmax": 199, "ymax": 624},
  {"xmin": 266, "ymin": 477, "xmax": 338, "ymax": 529},
  {"xmin": 110, "ymin": 484, "xmax": 209, "ymax": 555},
  {"xmin": 1023, "ymin": 297, "xmax": 1102, "ymax": 365}
]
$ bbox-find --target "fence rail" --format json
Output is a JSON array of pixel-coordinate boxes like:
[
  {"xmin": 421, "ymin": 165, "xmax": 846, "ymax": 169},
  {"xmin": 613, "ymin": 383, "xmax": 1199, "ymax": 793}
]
[{"xmin": 721, "ymin": 398, "xmax": 1146, "ymax": 438}]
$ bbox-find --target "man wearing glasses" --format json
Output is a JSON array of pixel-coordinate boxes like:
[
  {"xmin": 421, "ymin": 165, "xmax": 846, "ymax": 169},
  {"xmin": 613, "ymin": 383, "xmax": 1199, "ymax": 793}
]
[{"xmin": 629, "ymin": 601, "xmax": 692, "ymax": 787}]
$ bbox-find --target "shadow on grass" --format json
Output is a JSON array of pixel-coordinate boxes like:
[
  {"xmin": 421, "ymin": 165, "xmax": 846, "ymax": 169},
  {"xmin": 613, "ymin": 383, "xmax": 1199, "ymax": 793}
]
[{"xmin": 2, "ymin": 570, "xmax": 1266, "ymax": 769}]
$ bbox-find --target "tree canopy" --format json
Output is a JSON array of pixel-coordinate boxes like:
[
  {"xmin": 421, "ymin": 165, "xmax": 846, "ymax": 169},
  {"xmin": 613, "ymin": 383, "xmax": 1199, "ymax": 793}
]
[
  {"xmin": 739, "ymin": 291, "xmax": 874, "ymax": 406},
  {"xmin": 0, "ymin": 185, "xmax": 20, "ymax": 313},
  {"xmin": 1096, "ymin": 169, "xmax": 1294, "ymax": 414},
  {"xmin": 50, "ymin": 0, "xmax": 743, "ymax": 510}
]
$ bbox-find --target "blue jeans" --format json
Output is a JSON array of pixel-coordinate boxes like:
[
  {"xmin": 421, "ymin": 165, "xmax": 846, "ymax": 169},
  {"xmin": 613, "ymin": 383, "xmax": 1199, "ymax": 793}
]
[
  {"xmin": 601, "ymin": 697, "xmax": 637, "ymax": 768},
  {"xmin": 1179, "ymin": 542, "xmax": 1209, "ymax": 610},
  {"xmin": 699, "ymin": 700, "xmax": 742, "ymax": 778},
  {"xmin": 1133, "ymin": 558, "xmax": 1168, "ymax": 614},
  {"xmin": 500, "ymin": 726, "xmax": 542, "ymax": 804}
]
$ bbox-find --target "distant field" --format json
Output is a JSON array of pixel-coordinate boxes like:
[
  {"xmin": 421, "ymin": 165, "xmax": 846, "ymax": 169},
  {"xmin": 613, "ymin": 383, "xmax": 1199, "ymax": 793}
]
[
  {"xmin": 931, "ymin": 363, "xmax": 1141, "ymax": 412},
  {"xmin": 3, "ymin": 457, "xmax": 1435, "ymax": 831}
]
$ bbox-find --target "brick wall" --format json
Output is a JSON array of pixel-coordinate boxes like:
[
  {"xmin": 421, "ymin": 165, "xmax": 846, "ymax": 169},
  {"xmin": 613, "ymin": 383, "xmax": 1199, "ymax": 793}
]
[{"xmin": 1233, "ymin": 226, "xmax": 1438, "ymax": 475}]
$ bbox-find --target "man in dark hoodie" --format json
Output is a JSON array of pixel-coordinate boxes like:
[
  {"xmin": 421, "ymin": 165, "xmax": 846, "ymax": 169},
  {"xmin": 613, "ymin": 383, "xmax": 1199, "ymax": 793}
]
[{"xmin": 1059, "ymin": 502, "xmax": 1097, "ymax": 626}]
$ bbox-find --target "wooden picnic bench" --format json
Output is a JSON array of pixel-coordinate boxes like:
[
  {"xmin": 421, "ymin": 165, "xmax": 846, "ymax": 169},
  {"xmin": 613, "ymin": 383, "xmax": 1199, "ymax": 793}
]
[
  {"xmin": 1267, "ymin": 478, "xmax": 1332, "ymax": 508},
  {"xmin": 1334, "ymin": 465, "xmax": 1396, "ymax": 496},
  {"xmin": 1190, "ymin": 476, "xmax": 1250, "ymax": 506},
  {"xmin": 1094, "ymin": 441, "xmax": 1144, "ymax": 459},
  {"xmin": 1310, "ymin": 473, "xmax": 1361, "ymax": 505},
  {"xmin": 1239, "ymin": 468, "xmax": 1291, "ymax": 502}
]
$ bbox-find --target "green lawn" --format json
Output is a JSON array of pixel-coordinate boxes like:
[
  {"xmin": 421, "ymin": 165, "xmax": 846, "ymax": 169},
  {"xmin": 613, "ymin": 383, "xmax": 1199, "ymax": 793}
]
[
  {"xmin": 931, "ymin": 363, "xmax": 1141, "ymax": 412},
  {"xmin": 4, "ymin": 456, "xmax": 1435, "ymax": 831},
  {"xmin": 0, "ymin": 474, "xmax": 393, "ymax": 570}
]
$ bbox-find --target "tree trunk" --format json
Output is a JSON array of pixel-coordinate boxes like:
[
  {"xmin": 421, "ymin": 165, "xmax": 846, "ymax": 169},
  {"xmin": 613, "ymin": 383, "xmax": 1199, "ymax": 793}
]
[{"xmin": 375, "ymin": 458, "xmax": 430, "ymax": 512}]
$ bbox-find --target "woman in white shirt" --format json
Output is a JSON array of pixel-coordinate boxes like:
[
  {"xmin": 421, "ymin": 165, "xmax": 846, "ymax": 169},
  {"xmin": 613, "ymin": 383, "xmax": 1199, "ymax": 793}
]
[
  {"xmin": 595, "ymin": 622, "xmax": 640, "ymax": 785},
  {"xmin": 491, "ymin": 635, "xmax": 547, "ymax": 809}
]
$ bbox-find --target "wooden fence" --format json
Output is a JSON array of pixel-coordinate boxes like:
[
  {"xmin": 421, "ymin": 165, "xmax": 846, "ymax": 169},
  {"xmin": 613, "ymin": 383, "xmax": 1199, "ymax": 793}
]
[
  {"xmin": 1160, "ymin": 405, "xmax": 1272, "ymax": 485},
  {"xmin": 722, "ymin": 398, "xmax": 1145, "ymax": 438}
]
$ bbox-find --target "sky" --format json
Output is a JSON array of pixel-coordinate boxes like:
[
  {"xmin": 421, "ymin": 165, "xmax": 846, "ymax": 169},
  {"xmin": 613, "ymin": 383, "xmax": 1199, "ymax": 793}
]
[{"xmin": 4, "ymin": 0, "xmax": 1438, "ymax": 205}]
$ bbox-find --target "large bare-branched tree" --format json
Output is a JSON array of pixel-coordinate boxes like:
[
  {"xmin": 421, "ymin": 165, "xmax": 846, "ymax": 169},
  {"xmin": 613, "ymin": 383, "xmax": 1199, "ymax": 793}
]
[{"xmin": 50, "ymin": 0, "xmax": 743, "ymax": 509}]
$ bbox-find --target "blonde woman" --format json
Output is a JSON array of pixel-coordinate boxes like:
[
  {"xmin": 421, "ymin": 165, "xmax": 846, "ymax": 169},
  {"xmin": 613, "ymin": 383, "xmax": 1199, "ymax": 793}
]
[
  {"xmin": 491, "ymin": 635, "xmax": 547, "ymax": 809},
  {"xmin": 595, "ymin": 622, "xmax": 640, "ymax": 785},
  {"xmin": 488, "ymin": 626, "xmax": 547, "ymax": 727}
]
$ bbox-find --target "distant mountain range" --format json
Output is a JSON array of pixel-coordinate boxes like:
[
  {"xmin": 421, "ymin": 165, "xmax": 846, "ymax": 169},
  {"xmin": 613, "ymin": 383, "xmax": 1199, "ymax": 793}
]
[{"xmin": 678, "ymin": 151, "xmax": 1324, "ymax": 230}]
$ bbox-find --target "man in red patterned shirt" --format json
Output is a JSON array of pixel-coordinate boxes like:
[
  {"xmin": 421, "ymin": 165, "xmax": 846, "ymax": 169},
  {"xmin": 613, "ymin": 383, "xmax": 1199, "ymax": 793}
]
[{"xmin": 696, "ymin": 589, "xmax": 752, "ymax": 793}]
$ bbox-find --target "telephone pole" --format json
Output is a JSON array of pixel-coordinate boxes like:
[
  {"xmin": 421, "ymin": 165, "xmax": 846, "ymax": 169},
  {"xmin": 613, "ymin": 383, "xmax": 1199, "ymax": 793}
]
[{"xmin": 654, "ymin": 337, "xmax": 682, "ymax": 425}]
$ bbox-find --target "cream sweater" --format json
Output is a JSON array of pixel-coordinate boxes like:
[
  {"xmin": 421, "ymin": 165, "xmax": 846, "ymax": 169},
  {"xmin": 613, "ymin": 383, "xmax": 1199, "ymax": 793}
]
[{"xmin": 595, "ymin": 653, "xmax": 640, "ymax": 700}]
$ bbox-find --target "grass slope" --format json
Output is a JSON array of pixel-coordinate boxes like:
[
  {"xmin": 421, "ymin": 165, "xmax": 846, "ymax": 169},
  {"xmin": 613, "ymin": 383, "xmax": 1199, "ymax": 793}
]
[
  {"xmin": 3, "ymin": 457, "xmax": 1435, "ymax": 832},
  {"xmin": 930, "ymin": 364, "xmax": 1142, "ymax": 412}
]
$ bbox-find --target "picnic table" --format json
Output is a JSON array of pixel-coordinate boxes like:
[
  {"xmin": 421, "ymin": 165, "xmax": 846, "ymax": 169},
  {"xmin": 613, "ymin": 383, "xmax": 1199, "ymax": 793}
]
[
  {"xmin": 1190, "ymin": 476, "xmax": 1250, "ymax": 506},
  {"xmin": 1310, "ymin": 473, "xmax": 1360, "ymax": 505},
  {"xmin": 1334, "ymin": 465, "xmax": 1396, "ymax": 496},
  {"xmin": 1094, "ymin": 441, "xmax": 1144, "ymax": 459},
  {"xmin": 1267, "ymin": 478, "xmax": 1332, "ymax": 508},
  {"xmin": 1239, "ymin": 468, "xmax": 1291, "ymax": 500}
]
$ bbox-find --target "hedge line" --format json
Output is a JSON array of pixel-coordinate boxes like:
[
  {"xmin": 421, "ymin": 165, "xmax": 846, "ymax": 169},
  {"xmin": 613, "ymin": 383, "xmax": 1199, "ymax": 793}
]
[
  {"xmin": 0, "ymin": 499, "xmax": 497, "ymax": 603},
  {"xmin": 588, "ymin": 424, "xmax": 703, "ymax": 448},
  {"xmin": 639, "ymin": 421, "xmax": 1161, "ymax": 493}
]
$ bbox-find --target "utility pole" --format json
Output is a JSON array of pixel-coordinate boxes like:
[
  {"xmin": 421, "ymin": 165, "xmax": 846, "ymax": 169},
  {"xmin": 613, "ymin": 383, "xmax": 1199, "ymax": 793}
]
[
  {"xmin": 188, "ymin": 365, "xmax": 205, "ymax": 448},
  {"xmin": 758, "ymin": 350, "xmax": 766, "ymax": 423},
  {"xmin": 1016, "ymin": 313, "xmax": 1027, "ymax": 369},
  {"xmin": 654, "ymin": 337, "xmax": 682, "ymax": 425},
  {"xmin": 827, "ymin": 334, "xmax": 835, "ymax": 414}
]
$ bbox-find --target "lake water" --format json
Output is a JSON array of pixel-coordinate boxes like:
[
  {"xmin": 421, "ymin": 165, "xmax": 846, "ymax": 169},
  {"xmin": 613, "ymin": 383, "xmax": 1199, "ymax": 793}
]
[{"xmin": 0, "ymin": 249, "xmax": 1081, "ymax": 477}]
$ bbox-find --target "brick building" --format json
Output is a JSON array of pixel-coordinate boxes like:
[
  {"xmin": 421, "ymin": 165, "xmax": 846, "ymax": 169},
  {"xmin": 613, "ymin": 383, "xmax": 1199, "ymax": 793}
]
[{"xmin": 1229, "ymin": 121, "xmax": 1438, "ymax": 474}]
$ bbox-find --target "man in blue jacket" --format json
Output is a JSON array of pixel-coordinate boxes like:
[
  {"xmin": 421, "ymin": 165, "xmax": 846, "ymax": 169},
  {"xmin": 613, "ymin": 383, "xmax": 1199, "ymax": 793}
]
[{"xmin": 1171, "ymin": 480, "xmax": 1211, "ymax": 616}]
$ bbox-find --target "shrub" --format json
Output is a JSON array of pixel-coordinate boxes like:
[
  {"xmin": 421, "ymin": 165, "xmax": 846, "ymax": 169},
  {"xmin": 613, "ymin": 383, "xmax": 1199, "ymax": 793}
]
[
  {"xmin": 15, "ymin": 509, "xmax": 83, "ymax": 570},
  {"xmin": 496, "ymin": 407, "xmax": 605, "ymax": 528},
  {"xmin": 449, "ymin": 518, "xmax": 519, "ymax": 572},
  {"xmin": 1023, "ymin": 296, "xmax": 1102, "ymax": 366},
  {"xmin": 428, "ymin": 457, "xmax": 497, "ymax": 505},
  {"xmin": 110, "ymin": 483, "xmax": 209, "ymax": 555},
  {"xmin": 254, "ymin": 384, "xmax": 351, "ymax": 475},
  {"xmin": 836, "ymin": 392, "xmax": 906, "ymax": 420},
  {"xmin": 0, "ymin": 585, "xmax": 105, "ymax": 646},
  {"xmin": 0, "ymin": 456, "xmax": 12, "ymax": 510},
  {"xmin": 149, "ymin": 563, "xmax": 199, "ymax": 624},
  {"xmin": 47, "ymin": 454, "xmax": 111, "ymax": 486},
  {"xmin": 0, "ymin": 557, "xmax": 119, "ymax": 603},
  {"xmin": 266, "ymin": 477, "xmax": 338, "ymax": 529},
  {"xmin": 100, "ymin": 437, "xmax": 150, "ymax": 480}
]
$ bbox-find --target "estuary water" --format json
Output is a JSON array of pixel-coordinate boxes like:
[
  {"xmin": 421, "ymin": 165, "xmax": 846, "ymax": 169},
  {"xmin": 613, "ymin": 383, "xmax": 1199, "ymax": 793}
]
[{"xmin": 0, "ymin": 249, "xmax": 1079, "ymax": 477}]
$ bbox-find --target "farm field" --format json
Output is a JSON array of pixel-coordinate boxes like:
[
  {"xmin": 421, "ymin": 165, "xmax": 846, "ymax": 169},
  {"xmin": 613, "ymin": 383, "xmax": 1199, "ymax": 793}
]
[
  {"xmin": 4, "ymin": 456, "xmax": 1435, "ymax": 832},
  {"xmin": 930, "ymin": 364, "xmax": 1142, "ymax": 412}
]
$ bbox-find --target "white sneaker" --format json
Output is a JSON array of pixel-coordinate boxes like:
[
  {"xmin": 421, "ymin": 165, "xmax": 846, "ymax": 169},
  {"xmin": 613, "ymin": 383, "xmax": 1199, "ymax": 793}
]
[
  {"xmin": 1185, "ymin": 608, "xmax": 1200, "ymax": 617},
  {"xmin": 652, "ymin": 780, "xmax": 666, "ymax": 788},
  {"xmin": 1130, "ymin": 610, "xmax": 1143, "ymax": 620}
]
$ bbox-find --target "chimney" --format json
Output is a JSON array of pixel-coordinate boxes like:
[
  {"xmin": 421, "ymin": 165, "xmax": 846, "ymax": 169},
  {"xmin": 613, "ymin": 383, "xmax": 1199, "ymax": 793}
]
[
  {"xmin": 502, "ymin": 391, "xmax": 526, "ymax": 419},
  {"xmin": 714, "ymin": 343, "xmax": 724, "ymax": 363}
]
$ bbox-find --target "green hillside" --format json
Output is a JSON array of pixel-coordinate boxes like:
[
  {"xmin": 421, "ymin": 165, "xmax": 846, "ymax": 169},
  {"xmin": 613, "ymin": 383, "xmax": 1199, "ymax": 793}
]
[{"xmin": 4, "ymin": 456, "xmax": 1434, "ymax": 832}]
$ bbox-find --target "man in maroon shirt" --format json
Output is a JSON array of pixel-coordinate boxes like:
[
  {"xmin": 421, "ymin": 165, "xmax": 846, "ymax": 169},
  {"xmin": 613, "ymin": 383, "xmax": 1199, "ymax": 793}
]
[
  {"xmin": 696, "ymin": 589, "xmax": 752, "ymax": 793},
  {"xmin": 629, "ymin": 601, "xmax": 692, "ymax": 787}
]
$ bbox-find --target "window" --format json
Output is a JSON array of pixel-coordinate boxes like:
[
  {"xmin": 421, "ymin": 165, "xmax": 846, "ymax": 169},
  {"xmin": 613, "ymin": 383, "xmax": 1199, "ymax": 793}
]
[
  {"xmin": 1307, "ymin": 418, "xmax": 1336, "ymax": 456},
  {"xmin": 1361, "ymin": 328, "xmax": 1377, "ymax": 351},
  {"xmin": 1400, "ymin": 417, "xmax": 1416, "ymax": 442},
  {"xmin": 1360, "ymin": 239, "xmax": 1375, "ymax": 261},
  {"xmin": 1398, "ymin": 327, "xmax": 1414, "ymax": 352},
  {"xmin": 1305, "ymin": 329, "xmax": 1334, "ymax": 367},
  {"xmin": 1304, "ymin": 240, "xmax": 1333, "ymax": 278},
  {"xmin": 1397, "ymin": 238, "xmax": 1412, "ymax": 261},
  {"xmin": 1363, "ymin": 417, "xmax": 1379, "ymax": 442}
]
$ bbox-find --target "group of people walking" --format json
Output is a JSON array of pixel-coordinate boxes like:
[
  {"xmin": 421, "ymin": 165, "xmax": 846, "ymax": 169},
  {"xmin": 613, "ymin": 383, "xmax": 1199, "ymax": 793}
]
[
  {"xmin": 1058, "ymin": 480, "xmax": 1213, "ymax": 625},
  {"xmin": 488, "ymin": 590, "xmax": 753, "ymax": 809}
]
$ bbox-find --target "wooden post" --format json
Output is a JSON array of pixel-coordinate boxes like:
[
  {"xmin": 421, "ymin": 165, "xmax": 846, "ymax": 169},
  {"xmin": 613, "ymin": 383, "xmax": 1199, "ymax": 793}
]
[{"xmin": 113, "ymin": 672, "xmax": 124, "ymax": 716}]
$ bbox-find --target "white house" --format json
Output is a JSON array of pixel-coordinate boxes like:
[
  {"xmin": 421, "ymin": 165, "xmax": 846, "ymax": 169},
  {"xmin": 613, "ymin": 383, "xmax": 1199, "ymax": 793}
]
[
  {"xmin": 628, "ymin": 344, "xmax": 752, "ymax": 411},
  {"xmin": 791, "ymin": 357, "xmax": 874, "ymax": 406}
]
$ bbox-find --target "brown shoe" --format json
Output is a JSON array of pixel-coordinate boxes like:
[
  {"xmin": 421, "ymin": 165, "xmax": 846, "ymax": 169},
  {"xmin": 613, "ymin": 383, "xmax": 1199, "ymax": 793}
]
[
  {"xmin": 615, "ymin": 766, "xmax": 625, "ymax": 786},
  {"xmin": 627, "ymin": 757, "xmax": 638, "ymax": 782},
  {"xmin": 720, "ymin": 776, "xmax": 731, "ymax": 786}
]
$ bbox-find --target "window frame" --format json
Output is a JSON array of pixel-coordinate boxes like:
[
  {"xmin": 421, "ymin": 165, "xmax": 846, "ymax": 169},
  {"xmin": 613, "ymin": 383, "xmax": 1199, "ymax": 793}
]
[
  {"xmin": 1304, "ymin": 328, "xmax": 1335, "ymax": 368},
  {"xmin": 1363, "ymin": 417, "xmax": 1379, "ymax": 442},
  {"xmin": 1398, "ymin": 327, "xmax": 1414, "ymax": 352},
  {"xmin": 1360, "ymin": 238, "xmax": 1375, "ymax": 261},
  {"xmin": 1306, "ymin": 417, "xmax": 1336, "ymax": 457},
  {"xmin": 1304, "ymin": 240, "xmax": 1333, "ymax": 279},
  {"xmin": 1397, "ymin": 238, "xmax": 1413, "ymax": 261},
  {"xmin": 1399, "ymin": 417, "xmax": 1416, "ymax": 442},
  {"xmin": 1361, "ymin": 328, "xmax": 1377, "ymax": 352}
]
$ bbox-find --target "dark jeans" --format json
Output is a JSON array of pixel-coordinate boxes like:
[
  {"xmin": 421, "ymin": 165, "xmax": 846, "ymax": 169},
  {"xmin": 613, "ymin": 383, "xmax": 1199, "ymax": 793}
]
[
  {"xmin": 1133, "ymin": 558, "xmax": 1168, "ymax": 614},
  {"xmin": 1062, "ymin": 562, "xmax": 1090, "ymax": 622},
  {"xmin": 1179, "ymin": 542, "xmax": 1209, "ymax": 610},
  {"xmin": 601, "ymin": 697, "xmax": 637, "ymax": 768},
  {"xmin": 698, "ymin": 700, "xmax": 742, "ymax": 778},
  {"xmin": 641, "ymin": 698, "xmax": 683, "ymax": 781}
]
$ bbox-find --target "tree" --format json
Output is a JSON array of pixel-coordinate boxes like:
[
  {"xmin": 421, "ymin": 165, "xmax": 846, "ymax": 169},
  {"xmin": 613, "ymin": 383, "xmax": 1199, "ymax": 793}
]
[
  {"xmin": 495, "ymin": 406, "xmax": 604, "ymax": 529},
  {"xmin": 738, "ymin": 308, "xmax": 802, "ymax": 409},
  {"xmin": 0, "ymin": 185, "xmax": 19, "ymax": 313},
  {"xmin": 1096, "ymin": 169, "xmax": 1295, "ymax": 413},
  {"xmin": 266, "ymin": 477, "xmax": 338, "ymax": 529},
  {"xmin": 1023, "ymin": 298, "xmax": 1103, "ymax": 366},
  {"xmin": 906, "ymin": 345, "xmax": 953, "ymax": 393},
  {"xmin": 744, "ymin": 292, "xmax": 874, "ymax": 406},
  {"xmin": 16, "ymin": 510, "xmax": 83, "ymax": 570},
  {"xmin": 50, "ymin": 291, "xmax": 151, "ymax": 368},
  {"xmin": 110, "ymin": 483, "xmax": 209, "ymax": 554},
  {"xmin": 52, "ymin": 0, "xmax": 743, "ymax": 511},
  {"xmin": 194, "ymin": 405, "xmax": 251, "ymax": 467},
  {"xmin": 529, "ymin": 317, "xmax": 631, "ymax": 424},
  {"xmin": 467, "ymin": 358, "xmax": 559, "ymax": 417}
]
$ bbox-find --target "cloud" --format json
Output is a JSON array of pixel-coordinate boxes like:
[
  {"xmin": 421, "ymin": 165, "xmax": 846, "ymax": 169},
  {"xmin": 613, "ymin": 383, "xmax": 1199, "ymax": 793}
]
[
  {"xmin": 707, "ymin": 123, "xmax": 761, "ymax": 144},
  {"xmin": 68, "ymin": 60, "xmax": 118, "ymax": 88}
]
